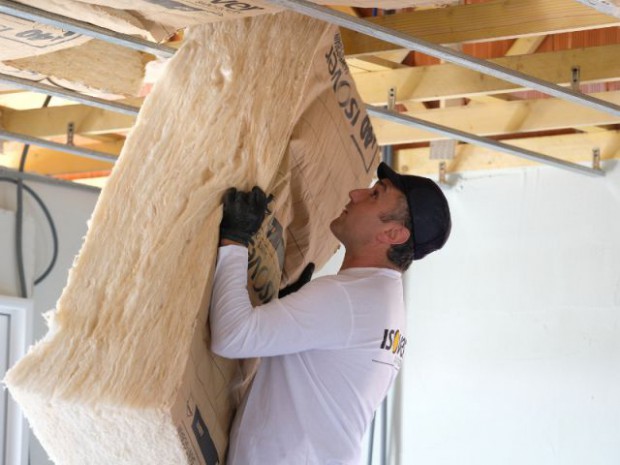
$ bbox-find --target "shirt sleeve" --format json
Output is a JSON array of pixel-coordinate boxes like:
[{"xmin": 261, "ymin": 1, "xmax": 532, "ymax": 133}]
[{"xmin": 210, "ymin": 245, "xmax": 354, "ymax": 359}]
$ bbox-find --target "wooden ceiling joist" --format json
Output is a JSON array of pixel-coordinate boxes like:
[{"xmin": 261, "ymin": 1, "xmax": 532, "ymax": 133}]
[
  {"xmin": 2, "ymin": 2, "xmax": 620, "ymax": 180},
  {"xmin": 353, "ymin": 44, "xmax": 620, "ymax": 104},
  {"xmin": 341, "ymin": 0, "xmax": 620, "ymax": 56},
  {"xmin": 505, "ymin": 36, "xmax": 546, "ymax": 56},
  {"xmin": 2, "ymin": 105, "xmax": 136, "ymax": 138},
  {"xmin": 347, "ymin": 50, "xmax": 410, "ymax": 73},
  {"xmin": 374, "ymin": 90, "xmax": 620, "ymax": 145},
  {"xmin": 347, "ymin": 55, "xmax": 409, "ymax": 72},
  {"xmin": 396, "ymin": 130, "xmax": 620, "ymax": 175},
  {"xmin": 2, "ymin": 141, "xmax": 120, "ymax": 174},
  {"xmin": 327, "ymin": 5, "xmax": 359, "ymax": 17}
]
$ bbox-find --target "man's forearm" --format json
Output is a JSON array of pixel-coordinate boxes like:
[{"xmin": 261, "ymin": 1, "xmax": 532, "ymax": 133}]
[{"xmin": 210, "ymin": 245, "xmax": 256, "ymax": 358}]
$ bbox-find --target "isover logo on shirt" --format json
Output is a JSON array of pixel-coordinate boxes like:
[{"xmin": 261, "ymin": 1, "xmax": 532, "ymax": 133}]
[{"xmin": 380, "ymin": 329, "xmax": 407, "ymax": 357}]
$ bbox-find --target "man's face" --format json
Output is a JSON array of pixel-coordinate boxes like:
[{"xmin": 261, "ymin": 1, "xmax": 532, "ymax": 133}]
[{"xmin": 330, "ymin": 178, "xmax": 407, "ymax": 248}]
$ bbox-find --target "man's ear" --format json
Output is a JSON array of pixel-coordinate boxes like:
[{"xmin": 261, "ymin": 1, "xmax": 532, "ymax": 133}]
[{"xmin": 378, "ymin": 224, "xmax": 410, "ymax": 245}]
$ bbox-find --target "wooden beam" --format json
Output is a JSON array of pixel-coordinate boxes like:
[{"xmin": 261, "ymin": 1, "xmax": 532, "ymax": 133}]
[
  {"xmin": 347, "ymin": 49, "xmax": 410, "ymax": 73},
  {"xmin": 505, "ymin": 36, "xmax": 545, "ymax": 56},
  {"xmin": 341, "ymin": 0, "xmax": 620, "ymax": 56},
  {"xmin": 395, "ymin": 130, "xmax": 620, "ymax": 175},
  {"xmin": 353, "ymin": 44, "xmax": 620, "ymax": 105},
  {"xmin": 1, "ymin": 141, "xmax": 121, "ymax": 174},
  {"xmin": 471, "ymin": 36, "xmax": 546, "ymax": 104},
  {"xmin": 579, "ymin": 126, "xmax": 609, "ymax": 133},
  {"xmin": 328, "ymin": 5, "xmax": 359, "ymax": 16},
  {"xmin": 373, "ymin": 90, "xmax": 620, "ymax": 145},
  {"xmin": 0, "ymin": 91, "xmax": 74, "ymax": 110},
  {"xmin": 347, "ymin": 55, "xmax": 408, "ymax": 72},
  {"xmin": 2, "ymin": 105, "xmax": 136, "ymax": 138},
  {"xmin": 7, "ymin": 47, "xmax": 619, "ymax": 143}
]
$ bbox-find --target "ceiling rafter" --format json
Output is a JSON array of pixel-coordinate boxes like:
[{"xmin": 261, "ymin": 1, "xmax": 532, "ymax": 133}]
[
  {"xmin": 2, "ymin": 105, "xmax": 136, "ymax": 138},
  {"xmin": 396, "ymin": 130, "xmax": 620, "ymax": 175},
  {"xmin": 9, "ymin": 141, "xmax": 120, "ymax": 175},
  {"xmin": 373, "ymin": 90, "xmax": 620, "ymax": 145},
  {"xmin": 340, "ymin": 0, "xmax": 620, "ymax": 56},
  {"xmin": 10, "ymin": 85, "xmax": 619, "ymax": 147},
  {"xmin": 1, "ymin": 0, "xmax": 620, "ymax": 180},
  {"xmin": 353, "ymin": 44, "xmax": 620, "ymax": 104}
]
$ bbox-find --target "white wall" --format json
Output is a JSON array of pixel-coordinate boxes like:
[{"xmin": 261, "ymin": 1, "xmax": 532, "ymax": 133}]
[
  {"xmin": 0, "ymin": 177, "xmax": 99, "ymax": 465},
  {"xmin": 399, "ymin": 161, "xmax": 620, "ymax": 465},
  {"xmin": 3, "ymin": 160, "xmax": 619, "ymax": 465}
]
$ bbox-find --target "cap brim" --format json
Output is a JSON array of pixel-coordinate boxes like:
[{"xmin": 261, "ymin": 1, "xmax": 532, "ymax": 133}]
[{"xmin": 377, "ymin": 162, "xmax": 405, "ymax": 192}]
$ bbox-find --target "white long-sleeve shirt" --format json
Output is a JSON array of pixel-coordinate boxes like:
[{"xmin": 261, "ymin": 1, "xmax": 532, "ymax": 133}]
[{"xmin": 210, "ymin": 245, "xmax": 407, "ymax": 465}]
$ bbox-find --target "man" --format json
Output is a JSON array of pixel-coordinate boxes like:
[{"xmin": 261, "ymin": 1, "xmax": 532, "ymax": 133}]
[{"xmin": 210, "ymin": 162, "xmax": 451, "ymax": 464}]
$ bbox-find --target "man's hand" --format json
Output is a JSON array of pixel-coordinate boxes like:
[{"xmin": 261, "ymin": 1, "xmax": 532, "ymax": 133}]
[
  {"xmin": 278, "ymin": 263, "xmax": 315, "ymax": 298},
  {"xmin": 220, "ymin": 186, "xmax": 273, "ymax": 247}
]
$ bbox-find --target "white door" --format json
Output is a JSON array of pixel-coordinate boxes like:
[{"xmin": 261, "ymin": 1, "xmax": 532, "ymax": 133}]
[{"xmin": 1, "ymin": 295, "xmax": 33, "ymax": 465}]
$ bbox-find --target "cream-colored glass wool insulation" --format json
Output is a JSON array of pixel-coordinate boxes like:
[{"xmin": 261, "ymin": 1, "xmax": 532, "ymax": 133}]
[
  {"xmin": 5, "ymin": 40, "xmax": 150, "ymax": 97},
  {"xmin": 5, "ymin": 13, "xmax": 338, "ymax": 465}
]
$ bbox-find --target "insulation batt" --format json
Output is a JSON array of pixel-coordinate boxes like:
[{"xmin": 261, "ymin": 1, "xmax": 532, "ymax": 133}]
[
  {"xmin": 5, "ymin": 13, "xmax": 339, "ymax": 465},
  {"xmin": 4, "ymin": 40, "xmax": 150, "ymax": 97}
]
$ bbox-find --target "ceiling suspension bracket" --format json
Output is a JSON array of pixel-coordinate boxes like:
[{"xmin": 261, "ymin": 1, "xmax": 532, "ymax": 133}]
[{"xmin": 592, "ymin": 147, "xmax": 602, "ymax": 171}]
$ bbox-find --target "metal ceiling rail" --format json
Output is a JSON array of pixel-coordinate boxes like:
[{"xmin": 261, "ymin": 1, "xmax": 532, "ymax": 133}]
[
  {"xmin": 0, "ymin": 0, "xmax": 175, "ymax": 58},
  {"xmin": 268, "ymin": 0, "xmax": 620, "ymax": 119},
  {"xmin": 0, "ymin": 74, "xmax": 140, "ymax": 117},
  {"xmin": 4, "ymin": 0, "xmax": 618, "ymax": 118},
  {"xmin": 367, "ymin": 106, "xmax": 604, "ymax": 178},
  {"xmin": 0, "ymin": 167, "xmax": 101, "ymax": 193},
  {"xmin": 0, "ymin": 129, "xmax": 118, "ymax": 163},
  {"xmin": 0, "ymin": 0, "xmax": 606, "ymax": 178}
]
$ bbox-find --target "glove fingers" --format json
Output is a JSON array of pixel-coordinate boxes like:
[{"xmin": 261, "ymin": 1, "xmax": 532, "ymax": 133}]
[
  {"xmin": 220, "ymin": 186, "xmax": 274, "ymax": 247},
  {"xmin": 238, "ymin": 190, "xmax": 251, "ymax": 206},
  {"xmin": 222, "ymin": 187, "xmax": 237, "ymax": 207},
  {"xmin": 249, "ymin": 186, "xmax": 274, "ymax": 215},
  {"xmin": 250, "ymin": 186, "xmax": 266, "ymax": 206}
]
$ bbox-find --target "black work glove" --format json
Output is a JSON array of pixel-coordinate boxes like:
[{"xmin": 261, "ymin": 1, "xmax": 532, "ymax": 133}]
[
  {"xmin": 220, "ymin": 186, "xmax": 273, "ymax": 246},
  {"xmin": 278, "ymin": 263, "xmax": 315, "ymax": 298}
]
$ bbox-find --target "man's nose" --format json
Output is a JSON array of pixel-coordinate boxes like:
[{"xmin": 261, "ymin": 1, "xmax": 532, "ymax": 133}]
[{"xmin": 349, "ymin": 188, "xmax": 367, "ymax": 202}]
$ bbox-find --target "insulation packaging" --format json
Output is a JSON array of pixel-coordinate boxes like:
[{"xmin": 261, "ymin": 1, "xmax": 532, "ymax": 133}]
[
  {"xmin": 5, "ymin": 11, "xmax": 379, "ymax": 465},
  {"xmin": 0, "ymin": 14, "xmax": 89, "ymax": 61},
  {"xmin": 0, "ymin": 12, "xmax": 148, "ymax": 97}
]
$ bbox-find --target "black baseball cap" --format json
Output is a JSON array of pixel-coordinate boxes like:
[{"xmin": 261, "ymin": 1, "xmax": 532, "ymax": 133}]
[{"xmin": 377, "ymin": 162, "xmax": 452, "ymax": 260}]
